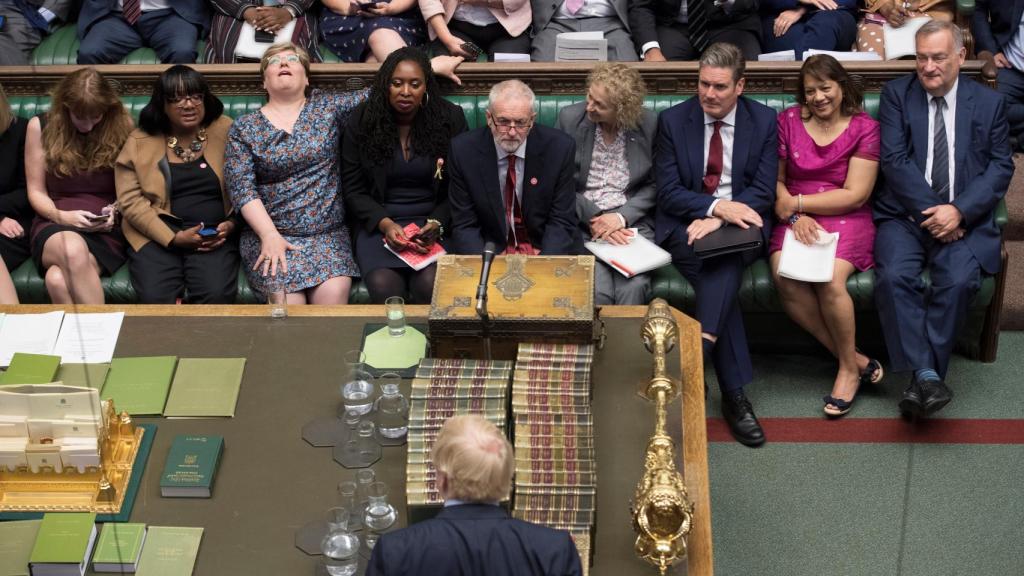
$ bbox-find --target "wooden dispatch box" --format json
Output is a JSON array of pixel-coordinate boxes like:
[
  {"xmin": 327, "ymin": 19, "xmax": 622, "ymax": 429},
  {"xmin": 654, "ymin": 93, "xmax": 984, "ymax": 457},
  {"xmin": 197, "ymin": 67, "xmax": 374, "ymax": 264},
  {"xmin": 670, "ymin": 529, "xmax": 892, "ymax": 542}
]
[{"xmin": 428, "ymin": 255, "xmax": 597, "ymax": 359}]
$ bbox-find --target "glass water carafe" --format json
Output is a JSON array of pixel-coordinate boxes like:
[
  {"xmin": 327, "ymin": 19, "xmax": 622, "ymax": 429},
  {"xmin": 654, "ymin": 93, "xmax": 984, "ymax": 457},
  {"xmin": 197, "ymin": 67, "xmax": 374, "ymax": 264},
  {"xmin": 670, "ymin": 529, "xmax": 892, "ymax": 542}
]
[
  {"xmin": 321, "ymin": 507, "xmax": 360, "ymax": 576},
  {"xmin": 374, "ymin": 374, "xmax": 409, "ymax": 444}
]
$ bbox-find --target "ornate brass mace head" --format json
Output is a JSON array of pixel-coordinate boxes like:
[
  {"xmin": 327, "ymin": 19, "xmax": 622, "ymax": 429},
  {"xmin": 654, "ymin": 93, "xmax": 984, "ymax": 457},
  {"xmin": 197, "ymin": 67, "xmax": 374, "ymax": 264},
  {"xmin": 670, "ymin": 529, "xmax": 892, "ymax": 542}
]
[{"xmin": 631, "ymin": 299, "xmax": 695, "ymax": 575}]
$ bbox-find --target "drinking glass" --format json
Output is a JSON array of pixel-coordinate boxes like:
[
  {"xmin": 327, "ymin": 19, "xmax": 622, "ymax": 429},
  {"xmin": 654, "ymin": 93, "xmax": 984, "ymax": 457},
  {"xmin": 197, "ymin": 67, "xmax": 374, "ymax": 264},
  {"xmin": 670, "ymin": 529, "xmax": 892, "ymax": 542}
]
[
  {"xmin": 341, "ymin": 350, "xmax": 374, "ymax": 416},
  {"xmin": 267, "ymin": 275, "xmax": 287, "ymax": 319},
  {"xmin": 385, "ymin": 296, "xmax": 406, "ymax": 337},
  {"xmin": 337, "ymin": 421, "xmax": 380, "ymax": 468},
  {"xmin": 336, "ymin": 481, "xmax": 362, "ymax": 531}
]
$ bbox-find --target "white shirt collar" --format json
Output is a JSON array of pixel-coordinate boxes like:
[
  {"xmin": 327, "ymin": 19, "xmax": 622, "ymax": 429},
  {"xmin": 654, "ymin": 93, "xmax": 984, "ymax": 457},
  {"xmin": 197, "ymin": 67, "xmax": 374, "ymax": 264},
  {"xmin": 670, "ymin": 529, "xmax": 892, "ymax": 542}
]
[
  {"xmin": 703, "ymin": 104, "xmax": 738, "ymax": 128},
  {"xmin": 930, "ymin": 77, "xmax": 959, "ymax": 107}
]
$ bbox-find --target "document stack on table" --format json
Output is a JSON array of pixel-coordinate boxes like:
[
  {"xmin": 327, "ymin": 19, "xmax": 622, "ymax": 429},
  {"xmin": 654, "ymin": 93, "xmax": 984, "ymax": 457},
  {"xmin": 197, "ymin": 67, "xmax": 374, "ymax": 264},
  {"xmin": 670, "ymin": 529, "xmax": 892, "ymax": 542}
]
[
  {"xmin": 511, "ymin": 343, "xmax": 596, "ymax": 575},
  {"xmin": 405, "ymin": 358, "xmax": 512, "ymax": 522}
]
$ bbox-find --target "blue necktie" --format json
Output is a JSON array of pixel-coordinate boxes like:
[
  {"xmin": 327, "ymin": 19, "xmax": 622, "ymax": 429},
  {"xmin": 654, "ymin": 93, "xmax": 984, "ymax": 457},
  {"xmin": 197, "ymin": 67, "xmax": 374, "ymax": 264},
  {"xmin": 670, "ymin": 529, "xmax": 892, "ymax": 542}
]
[
  {"xmin": 11, "ymin": 0, "xmax": 50, "ymax": 33},
  {"xmin": 931, "ymin": 96, "xmax": 949, "ymax": 200}
]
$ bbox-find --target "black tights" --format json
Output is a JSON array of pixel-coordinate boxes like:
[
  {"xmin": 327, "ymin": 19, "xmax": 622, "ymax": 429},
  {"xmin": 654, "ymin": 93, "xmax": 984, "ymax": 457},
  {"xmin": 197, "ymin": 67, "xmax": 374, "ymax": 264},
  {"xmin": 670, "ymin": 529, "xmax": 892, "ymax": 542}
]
[{"xmin": 364, "ymin": 266, "xmax": 437, "ymax": 304}]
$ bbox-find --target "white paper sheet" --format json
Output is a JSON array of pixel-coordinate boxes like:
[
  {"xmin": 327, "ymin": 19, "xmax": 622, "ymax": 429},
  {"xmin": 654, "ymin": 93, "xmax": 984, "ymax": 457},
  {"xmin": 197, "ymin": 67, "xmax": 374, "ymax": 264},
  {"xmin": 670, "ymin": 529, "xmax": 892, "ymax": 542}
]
[
  {"xmin": 758, "ymin": 50, "xmax": 796, "ymax": 61},
  {"xmin": 53, "ymin": 312, "xmax": 124, "ymax": 364},
  {"xmin": 777, "ymin": 229, "xmax": 839, "ymax": 283},
  {"xmin": 0, "ymin": 311, "xmax": 65, "ymax": 366},
  {"xmin": 883, "ymin": 17, "xmax": 932, "ymax": 60},
  {"xmin": 804, "ymin": 49, "xmax": 882, "ymax": 62},
  {"xmin": 585, "ymin": 229, "xmax": 672, "ymax": 278},
  {"xmin": 494, "ymin": 53, "xmax": 531, "ymax": 62}
]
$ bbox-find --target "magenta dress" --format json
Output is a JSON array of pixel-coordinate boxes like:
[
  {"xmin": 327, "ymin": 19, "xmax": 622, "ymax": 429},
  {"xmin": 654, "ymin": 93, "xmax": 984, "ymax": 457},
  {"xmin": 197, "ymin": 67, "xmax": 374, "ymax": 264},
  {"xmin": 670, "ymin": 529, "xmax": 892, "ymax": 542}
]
[{"xmin": 769, "ymin": 106, "xmax": 880, "ymax": 271}]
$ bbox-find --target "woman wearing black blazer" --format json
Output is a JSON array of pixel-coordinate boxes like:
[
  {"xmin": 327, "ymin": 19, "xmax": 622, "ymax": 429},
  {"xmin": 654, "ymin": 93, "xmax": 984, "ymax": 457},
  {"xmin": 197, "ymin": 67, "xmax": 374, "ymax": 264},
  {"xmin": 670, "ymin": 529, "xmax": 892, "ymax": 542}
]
[{"xmin": 341, "ymin": 46, "xmax": 467, "ymax": 304}]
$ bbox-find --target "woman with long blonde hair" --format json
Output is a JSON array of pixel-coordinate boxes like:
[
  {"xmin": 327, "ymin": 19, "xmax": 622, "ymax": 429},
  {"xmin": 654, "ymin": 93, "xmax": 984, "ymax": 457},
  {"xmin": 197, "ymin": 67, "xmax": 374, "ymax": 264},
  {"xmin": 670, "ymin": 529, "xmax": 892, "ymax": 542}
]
[
  {"xmin": 26, "ymin": 68, "xmax": 132, "ymax": 304},
  {"xmin": 0, "ymin": 83, "xmax": 28, "ymax": 304}
]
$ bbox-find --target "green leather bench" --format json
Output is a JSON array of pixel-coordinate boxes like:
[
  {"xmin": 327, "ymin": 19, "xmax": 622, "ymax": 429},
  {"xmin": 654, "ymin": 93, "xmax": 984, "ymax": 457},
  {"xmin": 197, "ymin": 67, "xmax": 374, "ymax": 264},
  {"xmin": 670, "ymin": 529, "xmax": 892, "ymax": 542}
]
[{"xmin": 7, "ymin": 89, "xmax": 1005, "ymax": 359}]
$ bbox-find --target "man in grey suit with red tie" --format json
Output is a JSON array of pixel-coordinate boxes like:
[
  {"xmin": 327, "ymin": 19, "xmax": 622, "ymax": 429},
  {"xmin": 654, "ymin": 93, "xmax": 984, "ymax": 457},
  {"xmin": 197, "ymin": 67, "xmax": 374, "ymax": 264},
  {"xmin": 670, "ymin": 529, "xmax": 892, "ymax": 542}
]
[
  {"xmin": 655, "ymin": 42, "xmax": 777, "ymax": 447},
  {"xmin": 875, "ymin": 20, "xmax": 1013, "ymax": 419}
]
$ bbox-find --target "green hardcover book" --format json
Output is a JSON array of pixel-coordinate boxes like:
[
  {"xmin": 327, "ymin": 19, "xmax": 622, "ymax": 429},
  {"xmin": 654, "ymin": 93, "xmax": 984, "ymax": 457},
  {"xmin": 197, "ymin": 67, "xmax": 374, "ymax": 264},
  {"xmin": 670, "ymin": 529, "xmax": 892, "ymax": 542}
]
[
  {"xmin": 28, "ymin": 512, "xmax": 97, "ymax": 576},
  {"xmin": 162, "ymin": 358, "xmax": 246, "ymax": 418},
  {"xmin": 54, "ymin": 364, "xmax": 110, "ymax": 390},
  {"xmin": 0, "ymin": 354, "xmax": 61, "ymax": 386},
  {"xmin": 0, "ymin": 519, "xmax": 42, "ymax": 576},
  {"xmin": 91, "ymin": 523, "xmax": 147, "ymax": 573},
  {"xmin": 100, "ymin": 357, "xmax": 178, "ymax": 416},
  {"xmin": 160, "ymin": 435, "xmax": 224, "ymax": 498},
  {"xmin": 134, "ymin": 527, "xmax": 203, "ymax": 576}
]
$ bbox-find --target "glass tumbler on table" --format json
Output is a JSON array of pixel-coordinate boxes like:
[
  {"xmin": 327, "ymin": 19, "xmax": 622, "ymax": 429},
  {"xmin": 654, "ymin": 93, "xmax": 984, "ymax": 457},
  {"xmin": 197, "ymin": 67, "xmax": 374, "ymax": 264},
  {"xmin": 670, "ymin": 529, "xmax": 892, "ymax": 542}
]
[
  {"xmin": 341, "ymin": 350, "xmax": 374, "ymax": 416},
  {"xmin": 384, "ymin": 296, "xmax": 406, "ymax": 337}
]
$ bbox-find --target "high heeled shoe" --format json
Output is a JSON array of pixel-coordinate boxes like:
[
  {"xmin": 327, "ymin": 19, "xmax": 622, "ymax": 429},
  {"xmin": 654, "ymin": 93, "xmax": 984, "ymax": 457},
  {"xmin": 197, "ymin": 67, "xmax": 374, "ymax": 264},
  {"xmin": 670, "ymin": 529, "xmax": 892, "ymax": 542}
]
[
  {"xmin": 823, "ymin": 394, "xmax": 855, "ymax": 417},
  {"xmin": 859, "ymin": 357, "xmax": 884, "ymax": 387}
]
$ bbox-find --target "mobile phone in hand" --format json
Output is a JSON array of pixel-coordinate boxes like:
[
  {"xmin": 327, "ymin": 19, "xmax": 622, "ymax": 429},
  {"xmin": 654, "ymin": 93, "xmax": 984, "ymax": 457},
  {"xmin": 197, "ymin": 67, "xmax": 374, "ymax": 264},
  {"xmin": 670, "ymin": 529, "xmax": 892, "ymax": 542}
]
[
  {"xmin": 254, "ymin": 29, "xmax": 275, "ymax": 43},
  {"xmin": 460, "ymin": 41, "xmax": 483, "ymax": 59},
  {"xmin": 198, "ymin": 227, "xmax": 219, "ymax": 239},
  {"xmin": 86, "ymin": 213, "xmax": 109, "ymax": 223}
]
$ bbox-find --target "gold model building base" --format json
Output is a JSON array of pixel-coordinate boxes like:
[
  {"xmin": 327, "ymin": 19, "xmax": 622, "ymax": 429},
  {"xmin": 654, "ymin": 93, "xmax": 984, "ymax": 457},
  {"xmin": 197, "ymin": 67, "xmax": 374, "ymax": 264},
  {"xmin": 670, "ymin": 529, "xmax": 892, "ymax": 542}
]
[{"xmin": 0, "ymin": 409, "xmax": 143, "ymax": 515}]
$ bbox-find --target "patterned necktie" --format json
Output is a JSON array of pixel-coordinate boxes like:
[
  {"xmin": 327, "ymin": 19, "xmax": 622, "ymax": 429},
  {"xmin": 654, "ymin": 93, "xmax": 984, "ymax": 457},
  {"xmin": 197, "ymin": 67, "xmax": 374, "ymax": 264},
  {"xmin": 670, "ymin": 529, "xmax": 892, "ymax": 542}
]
[
  {"xmin": 122, "ymin": 0, "xmax": 142, "ymax": 26},
  {"xmin": 703, "ymin": 121, "xmax": 723, "ymax": 195},
  {"xmin": 931, "ymin": 96, "xmax": 949, "ymax": 200},
  {"xmin": 565, "ymin": 0, "xmax": 584, "ymax": 16},
  {"xmin": 503, "ymin": 154, "xmax": 534, "ymax": 253},
  {"xmin": 688, "ymin": 0, "xmax": 710, "ymax": 54}
]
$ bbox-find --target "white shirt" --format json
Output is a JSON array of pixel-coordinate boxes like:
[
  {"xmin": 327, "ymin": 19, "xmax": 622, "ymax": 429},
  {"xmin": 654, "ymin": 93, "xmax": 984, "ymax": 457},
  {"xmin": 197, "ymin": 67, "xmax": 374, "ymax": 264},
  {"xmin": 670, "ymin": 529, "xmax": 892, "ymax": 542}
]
[
  {"xmin": 703, "ymin": 105, "xmax": 737, "ymax": 217},
  {"xmin": 925, "ymin": 79, "xmax": 957, "ymax": 202},
  {"xmin": 641, "ymin": 0, "xmax": 736, "ymax": 58},
  {"xmin": 555, "ymin": 0, "xmax": 617, "ymax": 20},
  {"xmin": 118, "ymin": 0, "xmax": 172, "ymax": 11},
  {"xmin": 1005, "ymin": 9, "xmax": 1024, "ymax": 71},
  {"xmin": 495, "ymin": 138, "xmax": 528, "ymax": 202},
  {"xmin": 453, "ymin": 4, "xmax": 498, "ymax": 27}
]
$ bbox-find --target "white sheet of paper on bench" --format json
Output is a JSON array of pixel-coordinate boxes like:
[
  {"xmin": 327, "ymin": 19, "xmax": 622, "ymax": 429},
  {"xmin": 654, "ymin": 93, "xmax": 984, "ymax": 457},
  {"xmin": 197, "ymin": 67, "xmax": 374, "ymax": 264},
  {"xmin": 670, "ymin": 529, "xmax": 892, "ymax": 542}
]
[
  {"xmin": 555, "ymin": 32, "xmax": 607, "ymax": 62},
  {"xmin": 585, "ymin": 229, "xmax": 672, "ymax": 278},
  {"xmin": 777, "ymin": 229, "xmax": 839, "ymax": 283},
  {"xmin": 757, "ymin": 50, "xmax": 796, "ymax": 61},
  {"xmin": 494, "ymin": 53, "xmax": 531, "ymax": 62},
  {"xmin": 0, "ymin": 311, "xmax": 64, "ymax": 367},
  {"xmin": 804, "ymin": 49, "xmax": 881, "ymax": 62},
  {"xmin": 883, "ymin": 17, "xmax": 931, "ymax": 60},
  {"xmin": 53, "ymin": 312, "xmax": 124, "ymax": 364}
]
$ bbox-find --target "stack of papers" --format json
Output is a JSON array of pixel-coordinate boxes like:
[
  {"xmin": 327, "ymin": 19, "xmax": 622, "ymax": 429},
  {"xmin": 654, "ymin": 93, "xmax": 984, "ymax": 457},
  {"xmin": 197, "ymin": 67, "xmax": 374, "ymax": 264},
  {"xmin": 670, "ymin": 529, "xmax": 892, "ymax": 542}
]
[
  {"xmin": 0, "ymin": 312, "xmax": 123, "ymax": 367},
  {"xmin": 584, "ymin": 230, "xmax": 672, "ymax": 278},
  {"xmin": 555, "ymin": 31, "xmax": 607, "ymax": 62},
  {"xmin": 777, "ymin": 229, "xmax": 840, "ymax": 282}
]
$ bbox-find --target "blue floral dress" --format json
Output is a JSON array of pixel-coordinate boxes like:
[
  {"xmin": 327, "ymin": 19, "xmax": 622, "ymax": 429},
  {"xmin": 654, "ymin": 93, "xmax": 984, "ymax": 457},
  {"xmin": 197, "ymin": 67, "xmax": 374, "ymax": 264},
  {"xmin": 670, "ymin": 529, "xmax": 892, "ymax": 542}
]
[
  {"xmin": 225, "ymin": 89, "xmax": 368, "ymax": 296},
  {"xmin": 320, "ymin": 7, "xmax": 426, "ymax": 62}
]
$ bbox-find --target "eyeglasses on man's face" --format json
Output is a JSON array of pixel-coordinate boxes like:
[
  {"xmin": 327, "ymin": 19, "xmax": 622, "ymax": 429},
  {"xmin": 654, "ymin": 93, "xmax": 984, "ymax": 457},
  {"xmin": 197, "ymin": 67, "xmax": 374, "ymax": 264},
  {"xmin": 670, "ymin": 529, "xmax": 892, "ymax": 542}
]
[
  {"xmin": 268, "ymin": 54, "xmax": 302, "ymax": 66},
  {"xmin": 491, "ymin": 117, "xmax": 534, "ymax": 131},
  {"xmin": 166, "ymin": 94, "xmax": 203, "ymax": 107}
]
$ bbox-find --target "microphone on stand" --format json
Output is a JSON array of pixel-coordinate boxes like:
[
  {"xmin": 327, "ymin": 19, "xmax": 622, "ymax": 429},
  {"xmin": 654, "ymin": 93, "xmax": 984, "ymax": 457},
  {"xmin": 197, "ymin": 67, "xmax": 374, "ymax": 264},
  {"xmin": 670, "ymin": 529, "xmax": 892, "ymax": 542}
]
[{"xmin": 475, "ymin": 242, "xmax": 496, "ymax": 321}]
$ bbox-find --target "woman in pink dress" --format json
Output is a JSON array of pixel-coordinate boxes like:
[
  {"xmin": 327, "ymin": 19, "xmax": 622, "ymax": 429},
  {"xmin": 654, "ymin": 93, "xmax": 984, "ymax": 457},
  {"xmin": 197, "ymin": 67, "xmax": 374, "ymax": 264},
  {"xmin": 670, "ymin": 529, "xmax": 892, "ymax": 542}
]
[{"xmin": 769, "ymin": 55, "xmax": 884, "ymax": 417}]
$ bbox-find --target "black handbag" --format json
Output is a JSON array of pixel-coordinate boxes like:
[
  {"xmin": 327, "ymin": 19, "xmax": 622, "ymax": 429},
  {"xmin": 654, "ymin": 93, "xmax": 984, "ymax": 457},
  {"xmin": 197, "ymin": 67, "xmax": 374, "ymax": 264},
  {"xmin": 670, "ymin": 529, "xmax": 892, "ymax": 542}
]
[{"xmin": 692, "ymin": 224, "xmax": 762, "ymax": 259}]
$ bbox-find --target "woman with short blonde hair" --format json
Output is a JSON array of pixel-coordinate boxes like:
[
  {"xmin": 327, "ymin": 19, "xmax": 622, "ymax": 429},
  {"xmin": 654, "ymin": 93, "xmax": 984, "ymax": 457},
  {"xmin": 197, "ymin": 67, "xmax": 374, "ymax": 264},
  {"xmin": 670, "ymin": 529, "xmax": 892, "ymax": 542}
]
[{"xmin": 555, "ymin": 62, "xmax": 658, "ymax": 305}]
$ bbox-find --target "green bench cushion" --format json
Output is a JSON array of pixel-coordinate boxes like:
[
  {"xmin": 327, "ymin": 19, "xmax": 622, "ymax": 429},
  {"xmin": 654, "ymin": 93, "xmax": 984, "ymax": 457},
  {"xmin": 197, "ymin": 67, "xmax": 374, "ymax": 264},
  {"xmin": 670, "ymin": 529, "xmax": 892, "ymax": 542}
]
[{"xmin": 31, "ymin": 26, "xmax": 207, "ymax": 66}]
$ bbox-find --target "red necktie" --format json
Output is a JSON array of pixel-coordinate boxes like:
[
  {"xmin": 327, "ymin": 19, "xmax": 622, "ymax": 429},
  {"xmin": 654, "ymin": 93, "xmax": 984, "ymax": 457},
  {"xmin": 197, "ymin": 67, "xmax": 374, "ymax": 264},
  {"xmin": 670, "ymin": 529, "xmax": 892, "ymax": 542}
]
[
  {"xmin": 123, "ymin": 0, "xmax": 141, "ymax": 25},
  {"xmin": 503, "ymin": 155, "xmax": 534, "ymax": 254},
  {"xmin": 703, "ymin": 120, "xmax": 723, "ymax": 195}
]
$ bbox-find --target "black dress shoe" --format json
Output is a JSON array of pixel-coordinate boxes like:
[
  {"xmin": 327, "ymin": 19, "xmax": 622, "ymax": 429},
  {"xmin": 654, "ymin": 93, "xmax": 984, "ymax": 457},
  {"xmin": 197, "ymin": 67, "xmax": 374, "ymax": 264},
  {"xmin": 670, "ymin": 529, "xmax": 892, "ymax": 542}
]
[
  {"xmin": 919, "ymin": 379, "xmax": 953, "ymax": 415},
  {"xmin": 721, "ymin": 391, "xmax": 765, "ymax": 447},
  {"xmin": 898, "ymin": 380, "xmax": 924, "ymax": 417}
]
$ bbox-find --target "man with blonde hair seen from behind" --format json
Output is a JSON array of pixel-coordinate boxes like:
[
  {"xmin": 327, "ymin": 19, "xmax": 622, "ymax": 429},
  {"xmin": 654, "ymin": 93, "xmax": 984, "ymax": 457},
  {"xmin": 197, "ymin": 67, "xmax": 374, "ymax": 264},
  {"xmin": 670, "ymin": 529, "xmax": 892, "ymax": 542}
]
[{"xmin": 366, "ymin": 415, "xmax": 582, "ymax": 576}]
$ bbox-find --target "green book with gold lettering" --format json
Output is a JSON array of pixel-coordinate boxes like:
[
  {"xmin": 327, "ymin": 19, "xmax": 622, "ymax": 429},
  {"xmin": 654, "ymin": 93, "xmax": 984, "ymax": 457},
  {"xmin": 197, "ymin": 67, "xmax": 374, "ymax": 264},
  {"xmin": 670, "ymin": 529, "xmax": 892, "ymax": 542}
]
[
  {"xmin": 0, "ymin": 519, "xmax": 41, "ymax": 576},
  {"xmin": 162, "ymin": 358, "xmax": 246, "ymax": 418},
  {"xmin": 28, "ymin": 512, "xmax": 97, "ymax": 576},
  {"xmin": 91, "ymin": 523, "xmax": 146, "ymax": 573},
  {"xmin": 159, "ymin": 435, "xmax": 223, "ymax": 498},
  {"xmin": 100, "ymin": 357, "xmax": 178, "ymax": 416},
  {"xmin": 0, "ymin": 354, "xmax": 60, "ymax": 386},
  {"xmin": 134, "ymin": 527, "xmax": 203, "ymax": 576}
]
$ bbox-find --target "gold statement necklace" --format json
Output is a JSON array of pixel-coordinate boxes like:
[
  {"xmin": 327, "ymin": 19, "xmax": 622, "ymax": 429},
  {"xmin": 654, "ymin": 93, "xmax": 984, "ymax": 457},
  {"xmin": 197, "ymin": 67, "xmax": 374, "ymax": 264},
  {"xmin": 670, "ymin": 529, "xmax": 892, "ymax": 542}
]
[{"xmin": 166, "ymin": 127, "xmax": 208, "ymax": 162}]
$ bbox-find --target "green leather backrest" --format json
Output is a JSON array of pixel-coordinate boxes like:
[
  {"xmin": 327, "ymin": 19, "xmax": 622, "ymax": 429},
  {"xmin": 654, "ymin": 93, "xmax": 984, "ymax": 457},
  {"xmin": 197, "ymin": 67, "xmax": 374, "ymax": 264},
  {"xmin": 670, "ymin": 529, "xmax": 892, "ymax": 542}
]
[{"xmin": 31, "ymin": 25, "xmax": 207, "ymax": 65}]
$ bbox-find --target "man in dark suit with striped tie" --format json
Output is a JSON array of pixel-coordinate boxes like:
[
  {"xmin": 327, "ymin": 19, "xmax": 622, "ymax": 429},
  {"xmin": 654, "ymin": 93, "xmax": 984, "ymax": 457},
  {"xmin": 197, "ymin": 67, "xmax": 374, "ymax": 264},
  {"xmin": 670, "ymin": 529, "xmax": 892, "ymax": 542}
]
[
  {"xmin": 77, "ymin": 0, "xmax": 209, "ymax": 64},
  {"xmin": 655, "ymin": 42, "xmax": 777, "ymax": 447},
  {"xmin": 628, "ymin": 0, "xmax": 760, "ymax": 62},
  {"xmin": 875, "ymin": 20, "xmax": 1013, "ymax": 419}
]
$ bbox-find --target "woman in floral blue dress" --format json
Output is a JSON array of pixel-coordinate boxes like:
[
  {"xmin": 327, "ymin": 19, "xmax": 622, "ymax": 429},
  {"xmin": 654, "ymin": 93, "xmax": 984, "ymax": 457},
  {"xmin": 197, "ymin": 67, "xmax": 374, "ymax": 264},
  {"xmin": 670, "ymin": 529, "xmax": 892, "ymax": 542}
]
[{"xmin": 225, "ymin": 41, "xmax": 464, "ymax": 304}]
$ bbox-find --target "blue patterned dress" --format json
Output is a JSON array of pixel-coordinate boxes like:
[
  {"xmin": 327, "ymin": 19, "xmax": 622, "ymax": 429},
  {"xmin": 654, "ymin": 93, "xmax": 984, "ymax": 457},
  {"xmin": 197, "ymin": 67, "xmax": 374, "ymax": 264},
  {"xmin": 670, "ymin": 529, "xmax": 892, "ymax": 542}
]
[
  {"xmin": 225, "ymin": 89, "xmax": 368, "ymax": 296},
  {"xmin": 320, "ymin": 7, "xmax": 426, "ymax": 62}
]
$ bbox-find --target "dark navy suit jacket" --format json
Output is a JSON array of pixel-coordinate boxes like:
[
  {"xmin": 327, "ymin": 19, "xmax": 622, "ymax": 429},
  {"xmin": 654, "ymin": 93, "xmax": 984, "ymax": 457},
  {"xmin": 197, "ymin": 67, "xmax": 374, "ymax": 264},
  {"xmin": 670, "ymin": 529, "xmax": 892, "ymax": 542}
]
[
  {"xmin": 972, "ymin": 0, "xmax": 1024, "ymax": 55},
  {"xmin": 77, "ymin": 0, "xmax": 210, "ymax": 37},
  {"xmin": 365, "ymin": 503, "xmax": 583, "ymax": 576},
  {"xmin": 448, "ymin": 124, "xmax": 581, "ymax": 255},
  {"xmin": 875, "ymin": 73, "xmax": 1013, "ymax": 274},
  {"xmin": 653, "ymin": 96, "xmax": 778, "ymax": 246}
]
